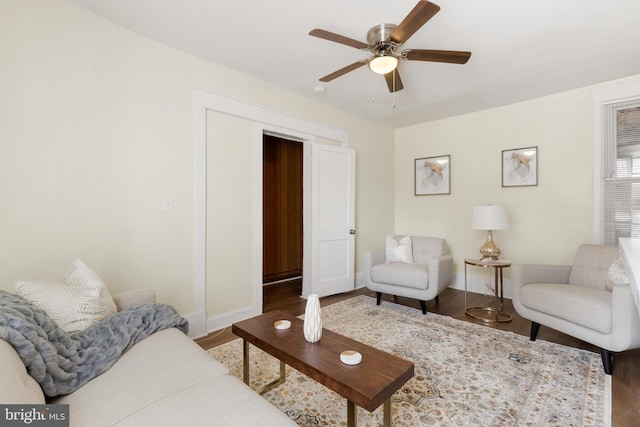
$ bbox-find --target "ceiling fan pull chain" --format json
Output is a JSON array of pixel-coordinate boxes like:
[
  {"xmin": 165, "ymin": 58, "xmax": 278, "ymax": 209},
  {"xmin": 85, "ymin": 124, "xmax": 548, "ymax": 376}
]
[
  {"xmin": 392, "ymin": 72, "xmax": 396, "ymax": 108},
  {"xmin": 371, "ymin": 70, "xmax": 376, "ymax": 103}
]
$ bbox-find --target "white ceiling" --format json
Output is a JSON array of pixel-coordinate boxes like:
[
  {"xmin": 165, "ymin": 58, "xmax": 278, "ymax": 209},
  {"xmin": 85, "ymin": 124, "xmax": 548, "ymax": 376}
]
[{"xmin": 70, "ymin": 0, "xmax": 640, "ymax": 128}]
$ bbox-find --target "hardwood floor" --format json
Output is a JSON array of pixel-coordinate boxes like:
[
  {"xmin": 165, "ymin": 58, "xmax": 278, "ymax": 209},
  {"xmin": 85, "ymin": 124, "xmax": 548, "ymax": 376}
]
[{"xmin": 196, "ymin": 281, "xmax": 640, "ymax": 426}]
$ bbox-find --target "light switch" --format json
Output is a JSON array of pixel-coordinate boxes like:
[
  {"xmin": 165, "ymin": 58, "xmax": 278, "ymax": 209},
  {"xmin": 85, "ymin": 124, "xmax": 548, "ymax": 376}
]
[{"xmin": 161, "ymin": 196, "xmax": 173, "ymax": 212}]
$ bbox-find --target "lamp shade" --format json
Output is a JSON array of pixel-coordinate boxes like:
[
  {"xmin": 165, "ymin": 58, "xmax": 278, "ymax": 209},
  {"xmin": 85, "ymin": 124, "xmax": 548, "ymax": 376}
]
[{"xmin": 472, "ymin": 205, "xmax": 509, "ymax": 230}]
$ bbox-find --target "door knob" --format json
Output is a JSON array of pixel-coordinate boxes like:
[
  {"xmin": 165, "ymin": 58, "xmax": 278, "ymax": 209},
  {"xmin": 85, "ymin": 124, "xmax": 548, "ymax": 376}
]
[{"xmin": 349, "ymin": 229, "xmax": 356, "ymax": 235}]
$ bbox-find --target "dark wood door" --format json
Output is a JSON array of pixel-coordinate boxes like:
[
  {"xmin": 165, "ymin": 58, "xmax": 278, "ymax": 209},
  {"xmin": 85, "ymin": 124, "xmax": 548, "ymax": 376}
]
[{"xmin": 262, "ymin": 135, "xmax": 303, "ymax": 284}]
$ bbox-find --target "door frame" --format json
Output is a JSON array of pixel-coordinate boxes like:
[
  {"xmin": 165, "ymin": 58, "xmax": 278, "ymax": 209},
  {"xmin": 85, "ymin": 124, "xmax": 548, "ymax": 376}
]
[
  {"xmin": 192, "ymin": 88, "xmax": 349, "ymax": 337},
  {"xmin": 255, "ymin": 125, "xmax": 314, "ymax": 309},
  {"xmin": 261, "ymin": 133, "xmax": 305, "ymax": 285}
]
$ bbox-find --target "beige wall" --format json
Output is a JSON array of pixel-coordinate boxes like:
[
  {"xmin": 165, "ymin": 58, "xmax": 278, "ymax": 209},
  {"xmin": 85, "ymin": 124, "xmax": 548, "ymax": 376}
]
[
  {"xmin": 394, "ymin": 73, "xmax": 640, "ymax": 288},
  {"xmin": 0, "ymin": 0, "xmax": 395, "ymax": 316}
]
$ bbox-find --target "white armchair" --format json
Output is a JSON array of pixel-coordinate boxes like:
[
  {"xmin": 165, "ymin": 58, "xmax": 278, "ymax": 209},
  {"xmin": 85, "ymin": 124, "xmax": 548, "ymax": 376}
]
[
  {"xmin": 364, "ymin": 236, "xmax": 453, "ymax": 314},
  {"xmin": 512, "ymin": 244, "xmax": 640, "ymax": 374}
]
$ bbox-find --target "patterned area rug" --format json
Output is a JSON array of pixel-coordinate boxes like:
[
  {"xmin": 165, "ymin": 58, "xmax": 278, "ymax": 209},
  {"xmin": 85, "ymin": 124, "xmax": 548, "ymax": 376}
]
[{"xmin": 208, "ymin": 296, "xmax": 610, "ymax": 426}]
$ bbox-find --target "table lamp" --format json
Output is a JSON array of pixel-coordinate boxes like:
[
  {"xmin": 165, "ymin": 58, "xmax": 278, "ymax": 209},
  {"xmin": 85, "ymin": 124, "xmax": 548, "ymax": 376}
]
[{"xmin": 472, "ymin": 205, "xmax": 509, "ymax": 260}]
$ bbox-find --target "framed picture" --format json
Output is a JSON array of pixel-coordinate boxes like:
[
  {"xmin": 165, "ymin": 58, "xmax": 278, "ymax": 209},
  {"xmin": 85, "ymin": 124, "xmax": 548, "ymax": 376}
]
[
  {"xmin": 502, "ymin": 146, "xmax": 538, "ymax": 187},
  {"xmin": 415, "ymin": 155, "xmax": 450, "ymax": 195}
]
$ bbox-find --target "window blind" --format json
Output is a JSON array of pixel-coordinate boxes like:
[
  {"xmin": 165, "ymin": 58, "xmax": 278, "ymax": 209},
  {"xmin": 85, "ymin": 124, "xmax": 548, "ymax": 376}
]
[{"xmin": 603, "ymin": 101, "xmax": 640, "ymax": 245}]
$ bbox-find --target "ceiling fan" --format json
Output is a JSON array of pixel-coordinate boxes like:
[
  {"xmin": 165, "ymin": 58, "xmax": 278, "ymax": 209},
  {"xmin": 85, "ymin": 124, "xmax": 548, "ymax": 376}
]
[{"xmin": 309, "ymin": 0, "xmax": 471, "ymax": 93}]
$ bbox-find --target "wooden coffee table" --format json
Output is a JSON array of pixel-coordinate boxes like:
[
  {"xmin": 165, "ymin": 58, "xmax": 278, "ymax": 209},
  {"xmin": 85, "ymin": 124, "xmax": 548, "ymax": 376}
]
[{"xmin": 232, "ymin": 310, "xmax": 414, "ymax": 427}]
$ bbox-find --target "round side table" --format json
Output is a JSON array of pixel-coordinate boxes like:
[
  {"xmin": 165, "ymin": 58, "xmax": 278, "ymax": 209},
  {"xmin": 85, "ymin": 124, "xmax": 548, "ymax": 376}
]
[{"xmin": 464, "ymin": 258, "xmax": 512, "ymax": 323}]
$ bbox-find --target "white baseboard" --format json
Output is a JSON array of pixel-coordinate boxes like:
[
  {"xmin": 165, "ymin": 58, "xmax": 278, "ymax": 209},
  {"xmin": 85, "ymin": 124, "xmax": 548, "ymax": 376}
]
[
  {"xmin": 205, "ymin": 305, "xmax": 261, "ymax": 335},
  {"xmin": 355, "ymin": 271, "xmax": 365, "ymax": 289},
  {"xmin": 184, "ymin": 310, "xmax": 206, "ymax": 338},
  {"xmin": 183, "ymin": 305, "xmax": 260, "ymax": 338}
]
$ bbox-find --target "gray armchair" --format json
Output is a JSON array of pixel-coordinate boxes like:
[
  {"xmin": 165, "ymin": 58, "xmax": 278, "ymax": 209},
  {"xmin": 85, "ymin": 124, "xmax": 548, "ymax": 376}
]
[
  {"xmin": 364, "ymin": 236, "xmax": 453, "ymax": 314},
  {"xmin": 512, "ymin": 244, "xmax": 640, "ymax": 374}
]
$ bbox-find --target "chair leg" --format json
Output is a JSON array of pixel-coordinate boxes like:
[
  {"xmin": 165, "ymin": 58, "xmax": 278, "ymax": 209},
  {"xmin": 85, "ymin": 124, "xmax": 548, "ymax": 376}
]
[
  {"xmin": 419, "ymin": 300, "xmax": 427, "ymax": 315},
  {"xmin": 530, "ymin": 322, "xmax": 541, "ymax": 341},
  {"xmin": 434, "ymin": 295, "xmax": 440, "ymax": 305},
  {"xmin": 600, "ymin": 349, "xmax": 613, "ymax": 375},
  {"xmin": 376, "ymin": 292, "xmax": 382, "ymax": 306}
]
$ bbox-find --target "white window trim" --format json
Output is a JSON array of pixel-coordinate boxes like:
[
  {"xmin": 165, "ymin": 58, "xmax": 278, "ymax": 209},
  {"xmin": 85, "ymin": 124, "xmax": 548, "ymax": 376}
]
[{"xmin": 592, "ymin": 81, "xmax": 640, "ymax": 244}]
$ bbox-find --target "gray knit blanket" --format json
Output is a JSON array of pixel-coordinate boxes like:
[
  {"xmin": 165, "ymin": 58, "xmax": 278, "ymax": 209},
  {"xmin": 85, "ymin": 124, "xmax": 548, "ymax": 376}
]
[{"xmin": 0, "ymin": 290, "xmax": 188, "ymax": 397}]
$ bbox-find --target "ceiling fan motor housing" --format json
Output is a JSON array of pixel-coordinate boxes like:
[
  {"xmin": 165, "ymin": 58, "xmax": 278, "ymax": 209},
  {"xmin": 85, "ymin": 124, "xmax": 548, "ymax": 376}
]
[{"xmin": 367, "ymin": 24, "xmax": 399, "ymax": 54}]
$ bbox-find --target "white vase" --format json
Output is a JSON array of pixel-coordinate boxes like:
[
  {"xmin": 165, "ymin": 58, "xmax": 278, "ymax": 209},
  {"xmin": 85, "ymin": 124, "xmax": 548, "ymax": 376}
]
[{"xmin": 303, "ymin": 294, "xmax": 322, "ymax": 343}]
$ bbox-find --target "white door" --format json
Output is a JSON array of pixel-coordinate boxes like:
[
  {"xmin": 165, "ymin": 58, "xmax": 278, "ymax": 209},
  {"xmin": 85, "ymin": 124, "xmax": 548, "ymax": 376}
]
[{"xmin": 310, "ymin": 143, "xmax": 356, "ymax": 297}]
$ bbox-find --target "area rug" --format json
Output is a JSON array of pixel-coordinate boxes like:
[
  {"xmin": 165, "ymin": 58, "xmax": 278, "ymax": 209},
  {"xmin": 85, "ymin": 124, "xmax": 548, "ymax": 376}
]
[{"xmin": 208, "ymin": 296, "xmax": 610, "ymax": 426}]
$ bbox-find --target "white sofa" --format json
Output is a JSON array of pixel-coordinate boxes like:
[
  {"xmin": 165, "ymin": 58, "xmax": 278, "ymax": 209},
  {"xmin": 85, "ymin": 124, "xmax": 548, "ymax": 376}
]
[{"xmin": 0, "ymin": 289, "xmax": 296, "ymax": 427}]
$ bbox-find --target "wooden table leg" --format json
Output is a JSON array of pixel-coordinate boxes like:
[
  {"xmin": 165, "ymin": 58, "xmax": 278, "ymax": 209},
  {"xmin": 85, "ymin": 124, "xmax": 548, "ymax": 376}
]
[
  {"xmin": 242, "ymin": 339, "xmax": 250, "ymax": 385},
  {"xmin": 347, "ymin": 400, "xmax": 357, "ymax": 427},
  {"xmin": 383, "ymin": 398, "xmax": 391, "ymax": 427}
]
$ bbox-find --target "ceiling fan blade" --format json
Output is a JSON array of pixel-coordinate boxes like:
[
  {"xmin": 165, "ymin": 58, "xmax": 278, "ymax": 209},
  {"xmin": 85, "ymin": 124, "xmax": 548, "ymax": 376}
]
[
  {"xmin": 384, "ymin": 69, "xmax": 404, "ymax": 92},
  {"xmin": 390, "ymin": 1, "xmax": 441, "ymax": 45},
  {"xmin": 404, "ymin": 49, "xmax": 471, "ymax": 64},
  {"xmin": 319, "ymin": 60, "xmax": 369, "ymax": 82},
  {"xmin": 309, "ymin": 29, "xmax": 369, "ymax": 50}
]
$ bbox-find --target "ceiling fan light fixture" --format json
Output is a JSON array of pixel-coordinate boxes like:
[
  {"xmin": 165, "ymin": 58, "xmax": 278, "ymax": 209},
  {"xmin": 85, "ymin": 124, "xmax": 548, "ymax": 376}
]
[{"xmin": 369, "ymin": 54, "xmax": 398, "ymax": 75}]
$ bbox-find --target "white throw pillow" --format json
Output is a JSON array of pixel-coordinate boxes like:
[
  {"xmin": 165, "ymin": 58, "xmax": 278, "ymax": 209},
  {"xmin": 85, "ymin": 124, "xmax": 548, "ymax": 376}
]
[
  {"xmin": 385, "ymin": 236, "xmax": 414, "ymax": 264},
  {"xmin": 14, "ymin": 259, "xmax": 117, "ymax": 334},
  {"xmin": 605, "ymin": 257, "xmax": 629, "ymax": 292}
]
